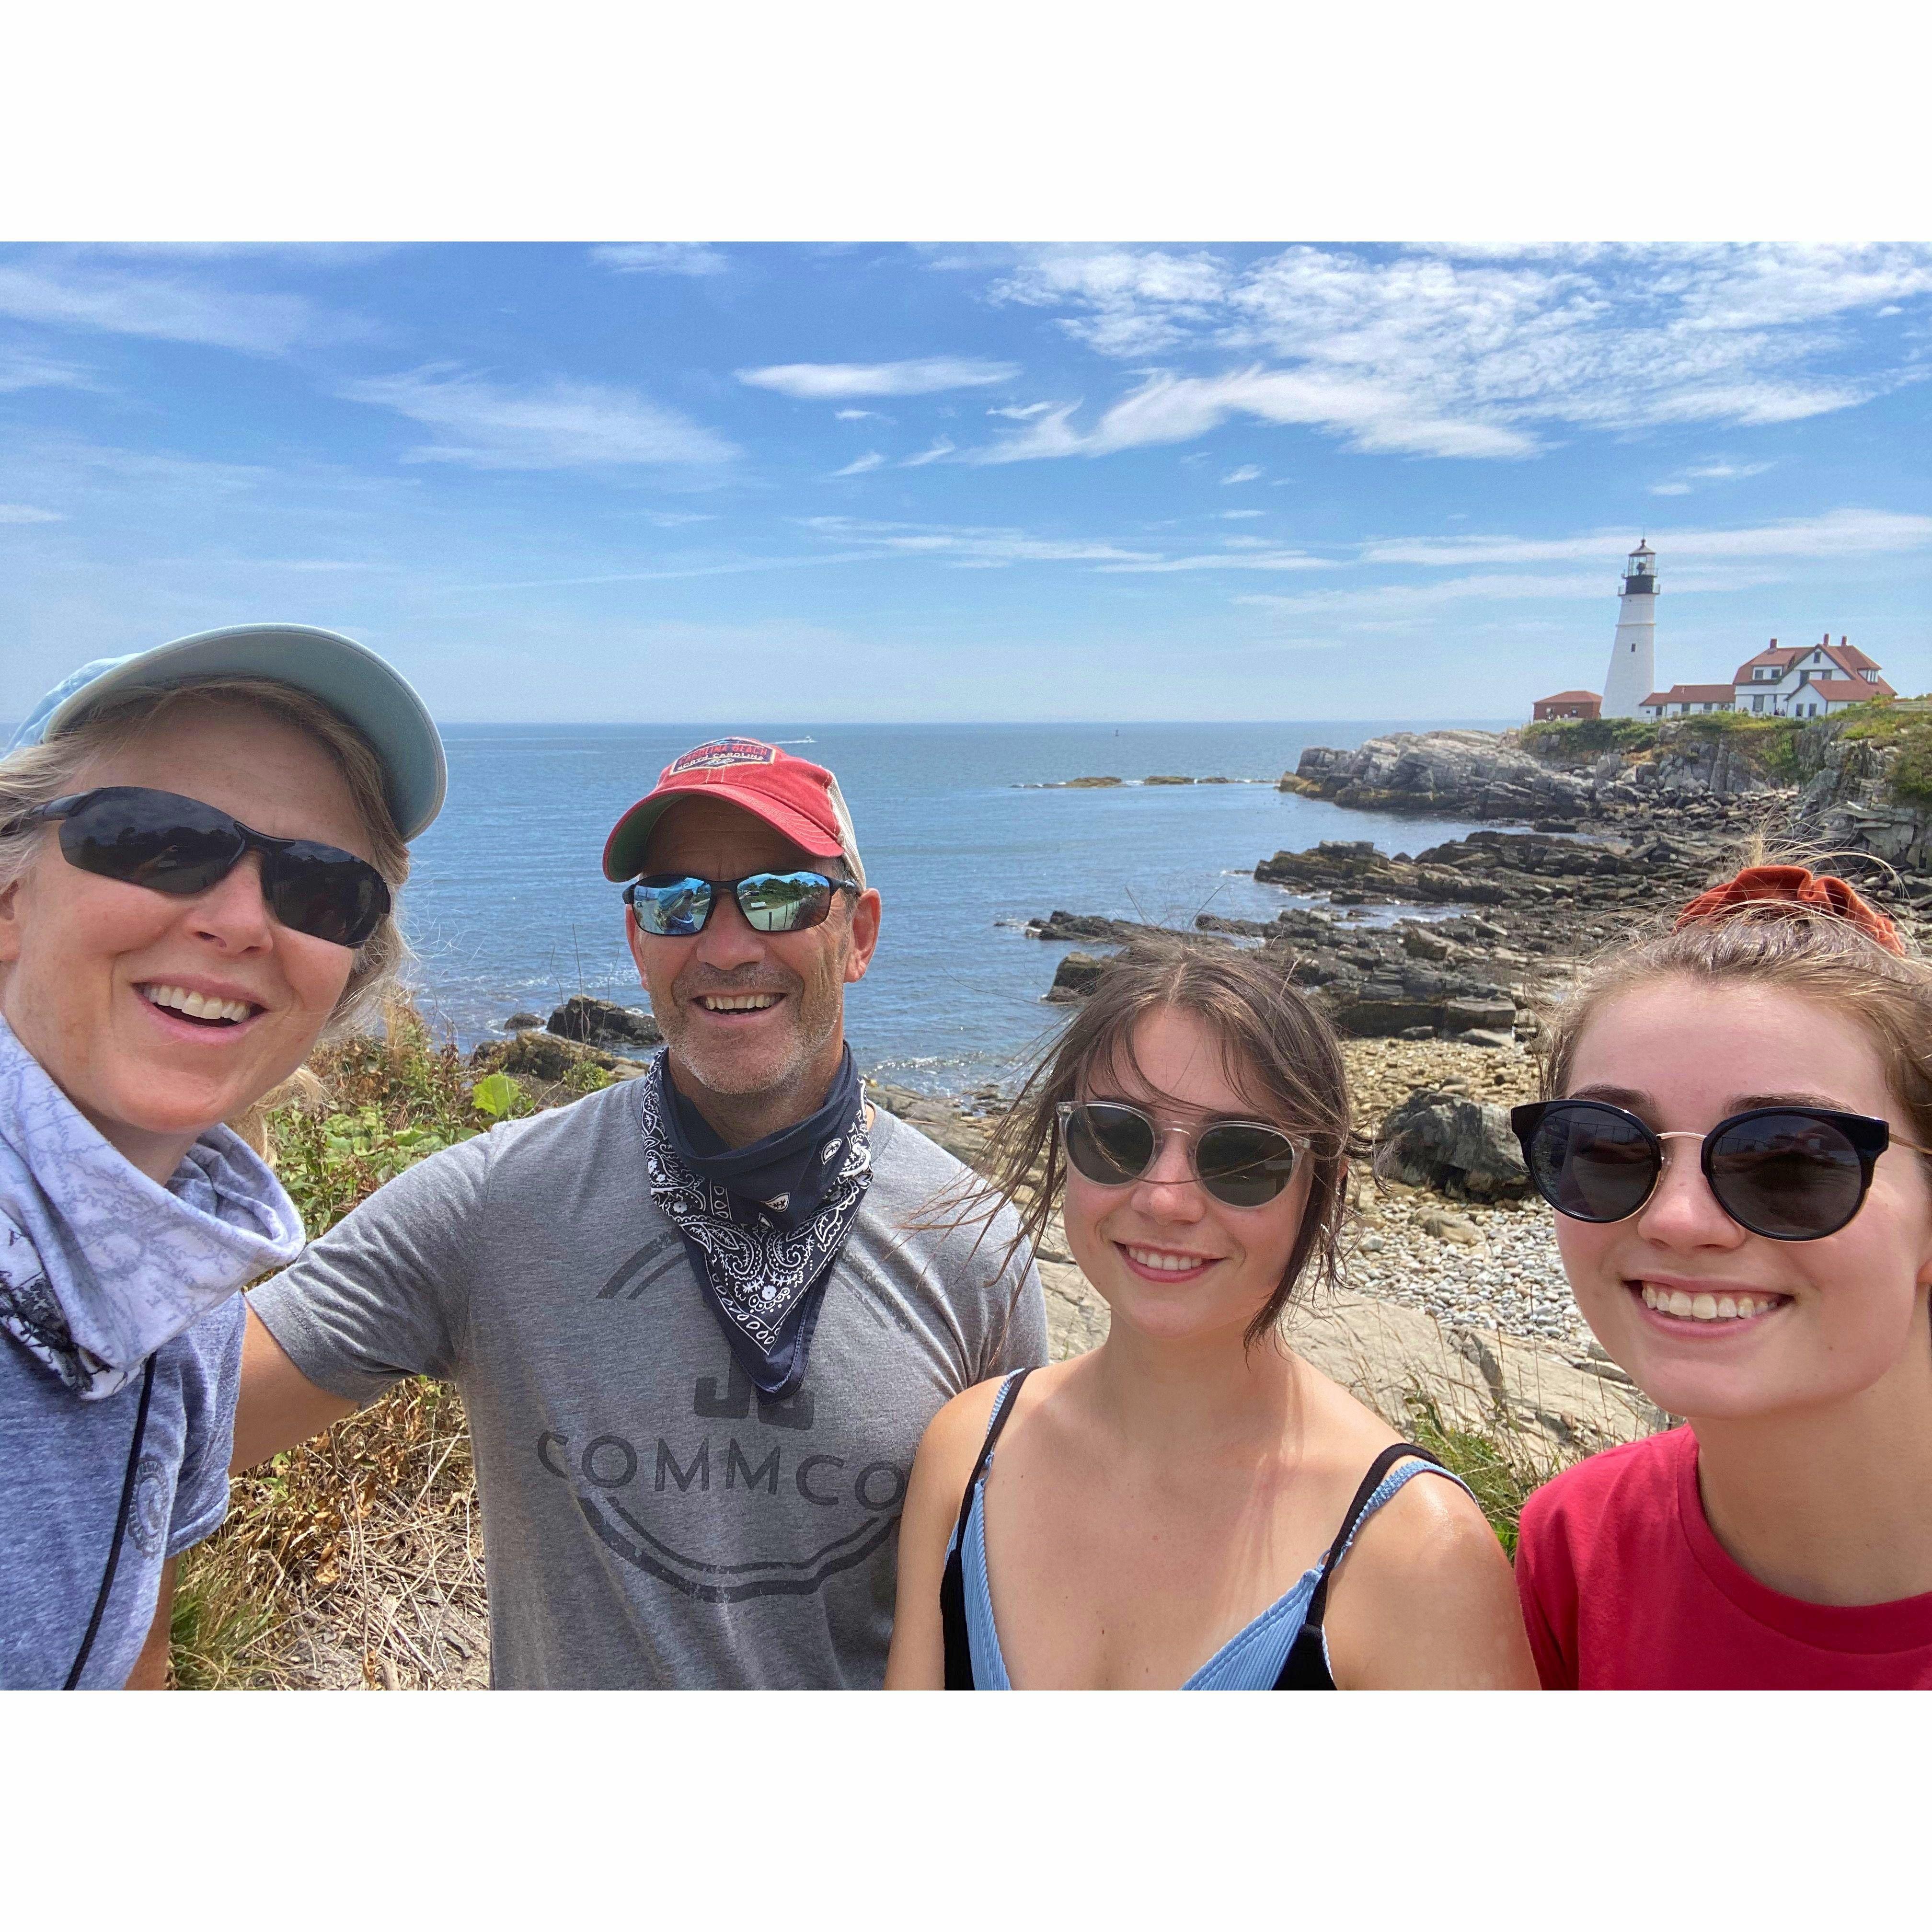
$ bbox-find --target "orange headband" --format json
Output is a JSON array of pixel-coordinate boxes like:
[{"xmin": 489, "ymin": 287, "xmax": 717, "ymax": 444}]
[{"xmin": 1674, "ymin": 864, "xmax": 1905, "ymax": 956}]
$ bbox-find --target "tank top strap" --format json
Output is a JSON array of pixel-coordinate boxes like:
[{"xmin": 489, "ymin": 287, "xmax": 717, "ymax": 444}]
[
  {"xmin": 1273, "ymin": 1441, "xmax": 1449, "ymax": 1690},
  {"xmin": 939, "ymin": 1369, "xmax": 1034, "ymax": 1691}
]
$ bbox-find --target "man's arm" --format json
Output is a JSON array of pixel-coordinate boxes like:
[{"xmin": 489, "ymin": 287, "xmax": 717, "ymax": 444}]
[
  {"xmin": 233, "ymin": 1127, "xmax": 494, "ymax": 1472},
  {"xmin": 125, "ymin": 1559, "xmax": 176, "ymax": 1689},
  {"xmin": 231, "ymin": 1306, "xmax": 357, "ymax": 1473}
]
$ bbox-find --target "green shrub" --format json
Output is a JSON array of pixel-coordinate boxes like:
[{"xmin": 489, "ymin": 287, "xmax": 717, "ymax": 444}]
[
  {"xmin": 1518, "ymin": 717, "xmax": 1657, "ymax": 758},
  {"xmin": 1891, "ymin": 730, "xmax": 1932, "ymax": 807}
]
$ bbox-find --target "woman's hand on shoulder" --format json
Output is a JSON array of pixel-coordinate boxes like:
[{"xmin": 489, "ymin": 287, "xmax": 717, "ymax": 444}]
[
  {"xmin": 1324, "ymin": 1465, "xmax": 1539, "ymax": 1690},
  {"xmin": 883, "ymin": 1376, "xmax": 1015, "ymax": 1690}
]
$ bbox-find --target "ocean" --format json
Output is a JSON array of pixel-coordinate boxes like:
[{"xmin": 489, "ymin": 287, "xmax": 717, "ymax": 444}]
[{"xmin": 405, "ymin": 722, "xmax": 1508, "ymax": 1096}]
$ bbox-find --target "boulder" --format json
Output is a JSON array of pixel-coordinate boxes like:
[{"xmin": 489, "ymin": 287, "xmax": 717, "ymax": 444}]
[
  {"xmin": 1045, "ymin": 952, "xmax": 1110, "ymax": 1002},
  {"xmin": 1441, "ymin": 996, "xmax": 1518, "ymax": 1036},
  {"xmin": 1376, "ymin": 1090, "xmax": 1531, "ymax": 1201},
  {"xmin": 472, "ymin": 1030, "xmax": 636, "ymax": 1084},
  {"xmin": 503, "ymin": 1011, "xmax": 543, "ymax": 1032},
  {"xmin": 547, "ymin": 995, "xmax": 663, "ymax": 1050}
]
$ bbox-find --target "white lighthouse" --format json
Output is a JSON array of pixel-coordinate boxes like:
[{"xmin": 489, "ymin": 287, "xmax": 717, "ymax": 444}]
[{"xmin": 1599, "ymin": 539, "xmax": 1658, "ymax": 719}]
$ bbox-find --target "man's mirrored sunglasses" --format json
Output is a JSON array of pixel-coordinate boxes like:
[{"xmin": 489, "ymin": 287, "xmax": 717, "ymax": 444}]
[{"xmin": 624, "ymin": 870, "xmax": 857, "ymax": 938}]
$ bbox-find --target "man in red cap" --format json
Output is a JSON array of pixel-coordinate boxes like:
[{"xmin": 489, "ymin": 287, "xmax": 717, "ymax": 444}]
[{"xmin": 234, "ymin": 737, "xmax": 1048, "ymax": 1689}]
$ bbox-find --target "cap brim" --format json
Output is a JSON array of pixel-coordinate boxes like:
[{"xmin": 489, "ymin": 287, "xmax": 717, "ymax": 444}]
[
  {"xmin": 41, "ymin": 624, "xmax": 447, "ymax": 840},
  {"xmin": 602, "ymin": 785, "xmax": 844, "ymax": 882}
]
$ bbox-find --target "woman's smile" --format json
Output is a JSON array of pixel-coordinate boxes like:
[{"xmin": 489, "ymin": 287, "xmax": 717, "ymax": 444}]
[{"xmin": 1116, "ymin": 1241, "xmax": 1220, "ymax": 1282}]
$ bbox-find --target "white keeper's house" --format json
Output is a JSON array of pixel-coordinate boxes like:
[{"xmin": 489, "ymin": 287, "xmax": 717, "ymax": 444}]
[{"xmin": 1641, "ymin": 632, "xmax": 1895, "ymax": 721}]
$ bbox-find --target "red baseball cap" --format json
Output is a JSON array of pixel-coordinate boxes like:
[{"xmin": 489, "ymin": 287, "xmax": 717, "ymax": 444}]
[{"xmin": 602, "ymin": 736, "xmax": 866, "ymax": 884}]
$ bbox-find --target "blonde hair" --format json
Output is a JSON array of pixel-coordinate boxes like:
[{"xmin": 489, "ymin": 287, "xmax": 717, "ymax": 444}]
[
  {"xmin": 1539, "ymin": 871, "xmax": 1932, "ymax": 1154},
  {"xmin": 0, "ymin": 677, "xmax": 411, "ymax": 1038}
]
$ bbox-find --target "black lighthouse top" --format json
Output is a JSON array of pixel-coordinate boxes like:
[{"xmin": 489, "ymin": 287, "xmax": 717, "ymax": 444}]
[{"xmin": 1622, "ymin": 539, "xmax": 1658, "ymax": 597}]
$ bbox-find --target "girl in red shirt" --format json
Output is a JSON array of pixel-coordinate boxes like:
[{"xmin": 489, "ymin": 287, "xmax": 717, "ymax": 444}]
[{"xmin": 1511, "ymin": 865, "xmax": 1932, "ymax": 1688}]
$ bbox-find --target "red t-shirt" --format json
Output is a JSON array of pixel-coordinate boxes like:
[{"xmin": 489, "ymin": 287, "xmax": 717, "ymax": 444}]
[{"xmin": 1516, "ymin": 1426, "xmax": 1932, "ymax": 1689}]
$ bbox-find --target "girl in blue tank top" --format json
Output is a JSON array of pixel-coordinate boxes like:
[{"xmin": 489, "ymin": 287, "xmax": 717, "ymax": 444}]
[{"xmin": 886, "ymin": 942, "xmax": 1537, "ymax": 1690}]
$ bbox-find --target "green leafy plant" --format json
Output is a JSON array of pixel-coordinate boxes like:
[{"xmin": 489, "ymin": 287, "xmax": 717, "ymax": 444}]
[{"xmin": 470, "ymin": 1070, "xmax": 529, "ymax": 1119}]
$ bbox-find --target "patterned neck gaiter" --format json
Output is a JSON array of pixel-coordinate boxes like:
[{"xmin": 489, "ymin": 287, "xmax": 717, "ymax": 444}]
[
  {"xmin": 639, "ymin": 1046, "xmax": 872, "ymax": 1400},
  {"xmin": 0, "ymin": 1014, "xmax": 304, "ymax": 1401}
]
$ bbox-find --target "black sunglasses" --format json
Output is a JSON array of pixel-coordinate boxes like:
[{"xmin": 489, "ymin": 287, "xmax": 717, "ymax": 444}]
[
  {"xmin": 1057, "ymin": 1100, "xmax": 1301, "ymax": 1208},
  {"xmin": 624, "ymin": 870, "xmax": 857, "ymax": 938},
  {"xmin": 1510, "ymin": 1098, "xmax": 1932, "ymax": 1242},
  {"xmin": 6, "ymin": 786, "xmax": 390, "ymax": 950}
]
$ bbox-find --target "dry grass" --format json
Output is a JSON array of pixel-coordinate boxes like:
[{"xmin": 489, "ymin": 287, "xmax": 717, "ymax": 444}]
[{"xmin": 172, "ymin": 1005, "xmax": 494, "ymax": 1690}]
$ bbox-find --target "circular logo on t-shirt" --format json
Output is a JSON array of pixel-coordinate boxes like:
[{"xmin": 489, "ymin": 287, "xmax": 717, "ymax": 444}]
[{"xmin": 127, "ymin": 1455, "xmax": 171, "ymax": 1560}]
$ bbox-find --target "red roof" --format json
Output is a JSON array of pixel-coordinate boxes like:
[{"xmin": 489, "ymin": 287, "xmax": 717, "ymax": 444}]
[
  {"xmin": 1534, "ymin": 690, "xmax": 1600, "ymax": 704},
  {"xmin": 1644, "ymin": 684, "xmax": 1736, "ymax": 707},
  {"xmin": 1807, "ymin": 676, "xmax": 1896, "ymax": 703},
  {"xmin": 1733, "ymin": 645, "xmax": 1804, "ymax": 680}
]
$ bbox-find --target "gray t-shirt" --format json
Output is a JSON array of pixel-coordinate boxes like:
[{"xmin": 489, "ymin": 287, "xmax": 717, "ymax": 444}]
[
  {"xmin": 0, "ymin": 1297, "xmax": 244, "ymax": 1688},
  {"xmin": 250, "ymin": 1082, "xmax": 1045, "ymax": 1689}
]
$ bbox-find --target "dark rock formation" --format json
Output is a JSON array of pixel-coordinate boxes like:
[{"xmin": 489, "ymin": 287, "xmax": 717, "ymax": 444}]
[
  {"xmin": 472, "ymin": 1030, "xmax": 640, "ymax": 1084},
  {"xmin": 1376, "ymin": 1091, "xmax": 1531, "ymax": 1201},
  {"xmin": 503, "ymin": 1012, "xmax": 543, "ymax": 1032},
  {"xmin": 1045, "ymin": 952, "xmax": 1111, "ymax": 1002},
  {"xmin": 547, "ymin": 995, "xmax": 663, "ymax": 1050}
]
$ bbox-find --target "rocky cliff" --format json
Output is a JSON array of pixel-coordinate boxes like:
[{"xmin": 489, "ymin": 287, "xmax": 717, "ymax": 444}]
[
  {"xmin": 1285, "ymin": 722, "xmax": 1782, "ymax": 827},
  {"xmin": 1789, "ymin": 716, "xmax": 1932, "ymax": 874}
]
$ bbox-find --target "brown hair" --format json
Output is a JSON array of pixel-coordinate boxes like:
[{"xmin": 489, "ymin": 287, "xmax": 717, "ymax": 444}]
[
  {"xmin": 969, "ymin": 939, "xmax": 1362, "ymax": 1349},
  {"xmin": 0, "ymin": 676, "xmax": 411, "ymax": 1038},
  {"xmin": 1539, "ymin": 864, "xmax": 1932, "ymax": 1154}
]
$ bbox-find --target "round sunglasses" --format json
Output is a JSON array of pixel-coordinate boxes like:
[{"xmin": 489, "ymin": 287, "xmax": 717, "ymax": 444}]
[
  {"xmin": 1510, "ymin": 1098, "xmax": 1932, "ymax": 1242},
  {"xmin": 1057, "ymin": 1100, "xmax": 1300, "ymax": 1208},
  {"xmin": 5, "ymin": 786, "xmax": 389, "ymax": 949},
  {"xmin": 624, "ymin": 870, "xmax": 857, "ymax": 938}
]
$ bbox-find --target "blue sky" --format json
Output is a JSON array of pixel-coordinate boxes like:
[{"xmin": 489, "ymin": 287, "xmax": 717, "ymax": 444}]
[{"xmin": 3, "ymin": 241, "xmax": 1929, "ymax": 725}]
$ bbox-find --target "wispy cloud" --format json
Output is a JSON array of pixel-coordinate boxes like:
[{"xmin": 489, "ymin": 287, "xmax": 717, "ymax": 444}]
[
  {"xmin": 834, "ymin": 408, "xmax": 881, "ymax": 421},
  {"xmin": 590, "ymin": 243, "xmax": 730, "ymax": 277},
  {"xmin": 1648, "ymin": 460, "xmax": 1776, "ymax": 497},
  {"xmin": 0, "ymin": 503, "xmax": 63, "ymax": 524},
  {"xmin": 0, "ymin": 350, "xmax": 93, "ymax": 393},
  {"xmin": 1360, "ymin": 508, "xmax": 1932, "ymax": 568},
  {"xmin": 738, "ymin": 357, "xmax": 1020, "ymax": 400},
  {"xmin": 0, "ymin": 258, "xmax": 370, "ymax": 356},
  {"xmin": 800, "ymin": 514, "xmax": 1158, "ymax": 568},
  {"xmin": 902, "ymin": 437, "xmax": 955, "ymax": 467},
  {"xmin": 1222, "ymin": 464, "xmax": 1262, "ymax": 484},
  {"xmin": 971, "ymin": 368, "xmax": 1535, "ymax": 464},
  {"xmin": 1100, "ymin": 547, "xmax": 1332, "ymax": 575},
  {"xmin": 1238, "ymin": 572, "xmax": 1612, "ymax": 622},
  {"xmin": 797, "ymin": 514, "xmax": 1335, "ymax": 575},
  {"xmin": 338, "ymin": 367, "xmax": 736, "ymax": 470},
  {"xmin": 831, "ymin": 451, "xmax": 886, "ymax": 476},
  {"xmin": 976, "ymin": 243, "xmax": 1932, "ymax": 465},
  {"xmin": 988, "ymin": 401, "xmax": 1056, "ymax": 419}
]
